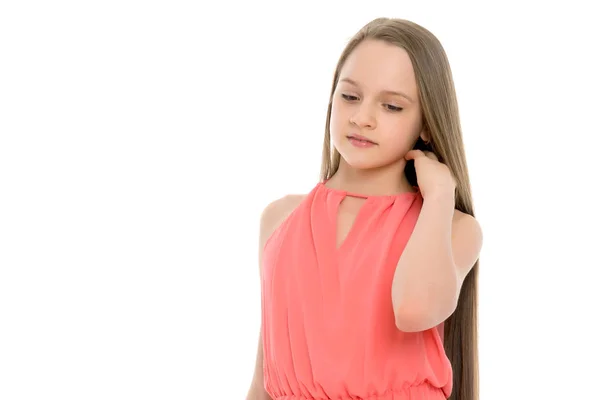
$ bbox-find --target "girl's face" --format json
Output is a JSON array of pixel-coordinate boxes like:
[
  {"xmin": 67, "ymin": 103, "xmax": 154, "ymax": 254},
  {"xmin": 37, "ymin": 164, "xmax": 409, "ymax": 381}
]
[{"xmin": 330, "ymin": 39, "xmax": 428, "ymax": 170}]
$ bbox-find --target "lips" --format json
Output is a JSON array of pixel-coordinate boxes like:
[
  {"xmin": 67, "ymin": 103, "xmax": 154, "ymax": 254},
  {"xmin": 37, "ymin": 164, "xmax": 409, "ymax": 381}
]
[{"xmin": 347, "ymin": 134, "xmax": 377, "ymax": 144}]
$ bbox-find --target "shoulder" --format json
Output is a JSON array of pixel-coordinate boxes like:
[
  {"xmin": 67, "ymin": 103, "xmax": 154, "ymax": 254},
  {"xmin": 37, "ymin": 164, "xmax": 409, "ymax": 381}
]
[
  {"xmin": 258, "ymin": 193, "xmax": 306, "ymax": 251},
  {"xmin": 451, "ymin": 209, "xmax": 483, "ymax": 279},
  {"xmin": 261, "ymin": 194, "xmax": 306, "ymax": 223},
  {"xmin": 260, "ymin": 194, "xmax": 306, "ymax": 229},
  {"xmin": 452, "ymin": 209, "xmax": 482, "ymax": 239}
]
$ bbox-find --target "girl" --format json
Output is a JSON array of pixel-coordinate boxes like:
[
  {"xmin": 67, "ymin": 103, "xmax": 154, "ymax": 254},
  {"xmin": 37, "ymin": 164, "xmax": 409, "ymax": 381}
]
[{"xmin": 247, "ymin": 17, "xmax": 483, "ymax": 400}]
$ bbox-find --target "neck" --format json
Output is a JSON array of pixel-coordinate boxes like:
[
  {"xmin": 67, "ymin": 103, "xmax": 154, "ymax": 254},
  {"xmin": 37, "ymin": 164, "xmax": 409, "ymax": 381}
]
[{"xmin": 327, "ymin": 158, "xmax": 415, "ymax": 196}]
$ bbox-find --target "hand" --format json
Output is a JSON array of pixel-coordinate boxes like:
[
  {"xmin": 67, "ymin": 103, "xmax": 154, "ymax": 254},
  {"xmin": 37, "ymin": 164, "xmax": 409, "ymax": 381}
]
[{"xmin": 405, "ymin": 149, "xmax": 456, "ymax": 199}]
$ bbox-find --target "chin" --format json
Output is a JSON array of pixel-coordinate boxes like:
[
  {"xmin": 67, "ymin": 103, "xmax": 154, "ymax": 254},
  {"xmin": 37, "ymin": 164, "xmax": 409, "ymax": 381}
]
[{"xmin": 338, "ymin": 151, "xmax": 388, "ymax": 171}]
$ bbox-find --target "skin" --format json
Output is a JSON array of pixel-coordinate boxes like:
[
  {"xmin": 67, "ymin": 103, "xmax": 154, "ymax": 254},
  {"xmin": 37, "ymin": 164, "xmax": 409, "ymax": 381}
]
[
  {"xmin": 246, "ymin": 195, "xmax": 305, "ymax": 400},
  {"xmin": 327, "ymin": 39, "xmax": 428, "ymax": 196},
  {"xmin": 326, "ymin": 39, "xmax": 482, "ymax": 332},
  {"xmin": 246, "ymin": 38, "xmax": 483, "ymax": 398}
]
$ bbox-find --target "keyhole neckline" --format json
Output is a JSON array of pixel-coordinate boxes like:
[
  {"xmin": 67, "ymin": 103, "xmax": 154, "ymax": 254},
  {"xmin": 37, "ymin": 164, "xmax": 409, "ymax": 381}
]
[{"xmin": 319, "ymin": 180, "xmax": 420, "ymax": 200}]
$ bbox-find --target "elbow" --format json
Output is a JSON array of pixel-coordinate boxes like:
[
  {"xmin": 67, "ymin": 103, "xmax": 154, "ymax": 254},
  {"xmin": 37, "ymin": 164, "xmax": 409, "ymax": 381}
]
[
  {"xmin": 393, "ymin": 294, "xmax": 459, "ymax": 332},
  {"xmin": 394, "ymin": 302, "xmax": 434, "ymax": 332},
  {"xmin": 392, "ymin": 266, "xmax": 461, "ymax": 332}
]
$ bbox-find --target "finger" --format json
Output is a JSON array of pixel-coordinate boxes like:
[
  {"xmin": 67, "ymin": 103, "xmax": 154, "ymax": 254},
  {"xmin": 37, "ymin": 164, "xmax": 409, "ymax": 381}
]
[
  {"xmin": 423, "ymin": 151, "xmax": 439, "ymax": 161},
  {"xmin": 405, "ymin": 149, "xmax": 425, "ymax": 160}
]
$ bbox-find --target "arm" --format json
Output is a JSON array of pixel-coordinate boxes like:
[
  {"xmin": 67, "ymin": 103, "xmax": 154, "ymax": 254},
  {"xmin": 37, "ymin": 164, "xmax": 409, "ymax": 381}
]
[
  {"xmin": 246, "ymin": 203, "xmax": 275, "ymax": 400},
  {"xmin": 246, "ymin": 195, "xmax": 304, "ymax": 399},
  {"xmin": 391, "ymin": 190, "xmax": 482, "ymax": 332}
]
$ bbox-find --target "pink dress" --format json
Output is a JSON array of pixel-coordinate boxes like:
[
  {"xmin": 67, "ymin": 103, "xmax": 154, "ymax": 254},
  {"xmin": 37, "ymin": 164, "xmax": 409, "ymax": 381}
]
[{"xmin": 261, "ymin": 181, "xmax": 453, "ymax": 400}]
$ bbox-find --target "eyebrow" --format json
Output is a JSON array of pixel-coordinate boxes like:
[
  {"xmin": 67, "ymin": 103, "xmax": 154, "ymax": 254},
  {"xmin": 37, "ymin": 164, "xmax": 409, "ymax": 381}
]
[{"xmin": 339, "ymin": 77, "xmax": 414, "ymax": 103}]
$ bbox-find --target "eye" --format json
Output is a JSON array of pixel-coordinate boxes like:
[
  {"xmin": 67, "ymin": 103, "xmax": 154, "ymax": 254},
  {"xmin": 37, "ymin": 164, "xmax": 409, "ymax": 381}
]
[
  {"xmin": 385, "ymin": 104, "xmax": 403, "ymax": 112},
  {"xmin": 341, "ymin": 94, "xmax": 359, "ymax": 101}
]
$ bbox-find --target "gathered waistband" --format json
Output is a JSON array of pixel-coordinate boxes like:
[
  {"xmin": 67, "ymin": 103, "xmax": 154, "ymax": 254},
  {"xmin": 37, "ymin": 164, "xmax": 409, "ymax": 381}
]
[{"xmin": 272, "ymin": 385, "xmax": 446, "ymax": 400}]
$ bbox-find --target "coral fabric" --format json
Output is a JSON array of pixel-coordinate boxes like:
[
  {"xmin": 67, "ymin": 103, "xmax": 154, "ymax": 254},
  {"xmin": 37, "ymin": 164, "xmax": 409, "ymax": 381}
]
[{"xmin": 261, "ymin": 181, "xmax": 452, "ymax": 399}]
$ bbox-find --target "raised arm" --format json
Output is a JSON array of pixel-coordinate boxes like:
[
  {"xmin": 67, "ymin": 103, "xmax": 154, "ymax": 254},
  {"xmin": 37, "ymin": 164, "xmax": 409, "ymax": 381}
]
[{"xmin": 391, "ymin": 191, "xmax": 482, "ymax": 332}]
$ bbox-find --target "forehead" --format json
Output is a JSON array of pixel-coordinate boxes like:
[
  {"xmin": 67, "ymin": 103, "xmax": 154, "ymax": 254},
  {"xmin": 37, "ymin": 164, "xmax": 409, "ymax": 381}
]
[{"xmin": 339, "ymin": 39, "xmax": 417, "ymax": 96}]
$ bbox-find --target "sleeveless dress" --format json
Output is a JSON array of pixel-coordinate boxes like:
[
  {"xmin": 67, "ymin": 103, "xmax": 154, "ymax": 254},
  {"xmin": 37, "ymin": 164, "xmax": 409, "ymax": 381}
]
[{"xmin": 260, "ymin": 181, "xmax": 453, "ymax": 400}]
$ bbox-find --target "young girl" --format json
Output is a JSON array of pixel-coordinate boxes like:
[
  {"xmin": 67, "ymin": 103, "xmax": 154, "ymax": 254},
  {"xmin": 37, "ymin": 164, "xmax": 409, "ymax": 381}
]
[{"xmin": 247, "ymin": 17, "xmax": 483, "ymax": 400}]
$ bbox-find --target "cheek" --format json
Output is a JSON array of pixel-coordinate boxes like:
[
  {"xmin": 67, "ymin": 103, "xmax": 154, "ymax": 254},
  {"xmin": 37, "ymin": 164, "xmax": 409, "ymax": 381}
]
[
  {"xmin": 388, "ymin": 134, "xmax": 414, "ymax": 153},
  {"xmin": 382, "ymin": 125, "xmax": 421, "ymax": 152},
  {"xmin": 329, "ymin": 102, "xmax": 348, "ymax": 137}
]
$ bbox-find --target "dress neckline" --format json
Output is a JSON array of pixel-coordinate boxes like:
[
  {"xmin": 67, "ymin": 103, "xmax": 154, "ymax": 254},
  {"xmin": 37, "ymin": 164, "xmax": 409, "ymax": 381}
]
[{"xmin": 318, "ymin": 180, "xmax": 420, "ymax": 200}]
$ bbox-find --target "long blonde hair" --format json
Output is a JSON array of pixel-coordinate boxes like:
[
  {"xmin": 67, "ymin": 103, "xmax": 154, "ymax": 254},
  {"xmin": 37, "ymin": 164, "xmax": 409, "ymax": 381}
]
[{"xmin": 320, "ymin": 18, "xmax": 479, "ymax": 400}]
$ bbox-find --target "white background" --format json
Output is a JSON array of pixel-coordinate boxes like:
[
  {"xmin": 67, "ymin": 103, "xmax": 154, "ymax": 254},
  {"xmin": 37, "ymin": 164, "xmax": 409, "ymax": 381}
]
[{"xmin": 1, "ymin": 1, "xmax": 599, "ymax": 399}]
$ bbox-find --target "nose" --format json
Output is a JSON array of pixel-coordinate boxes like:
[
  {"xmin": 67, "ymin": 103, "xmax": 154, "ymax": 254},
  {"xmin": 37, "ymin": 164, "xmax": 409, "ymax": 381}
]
[{"xmin": 350, "ymin": 104, "xmax": 376, "ymax": 129}]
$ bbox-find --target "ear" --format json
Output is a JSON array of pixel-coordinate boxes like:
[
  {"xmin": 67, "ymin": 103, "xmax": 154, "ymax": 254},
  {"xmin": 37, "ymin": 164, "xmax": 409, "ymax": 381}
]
[{"xmin": 419, "ymin": 127, "xmax": 430, "ymax": 143}]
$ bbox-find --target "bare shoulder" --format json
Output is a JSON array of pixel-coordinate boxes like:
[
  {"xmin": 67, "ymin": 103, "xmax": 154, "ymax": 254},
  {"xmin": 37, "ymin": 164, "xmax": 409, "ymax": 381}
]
[
  {"xmin": 451, "ymin": 209, "xmax": 483, "ymax": 279},
  {"xmin": 451, "ymin": 209, "xmax": 482, "ymax": 237},
  {"xmin": 260, "ymin": 194, "xmax": 306, "ymax": 237},
  {"xmin": 258, "ymin": 193, "xmax": 306, "ymax": 265}
]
